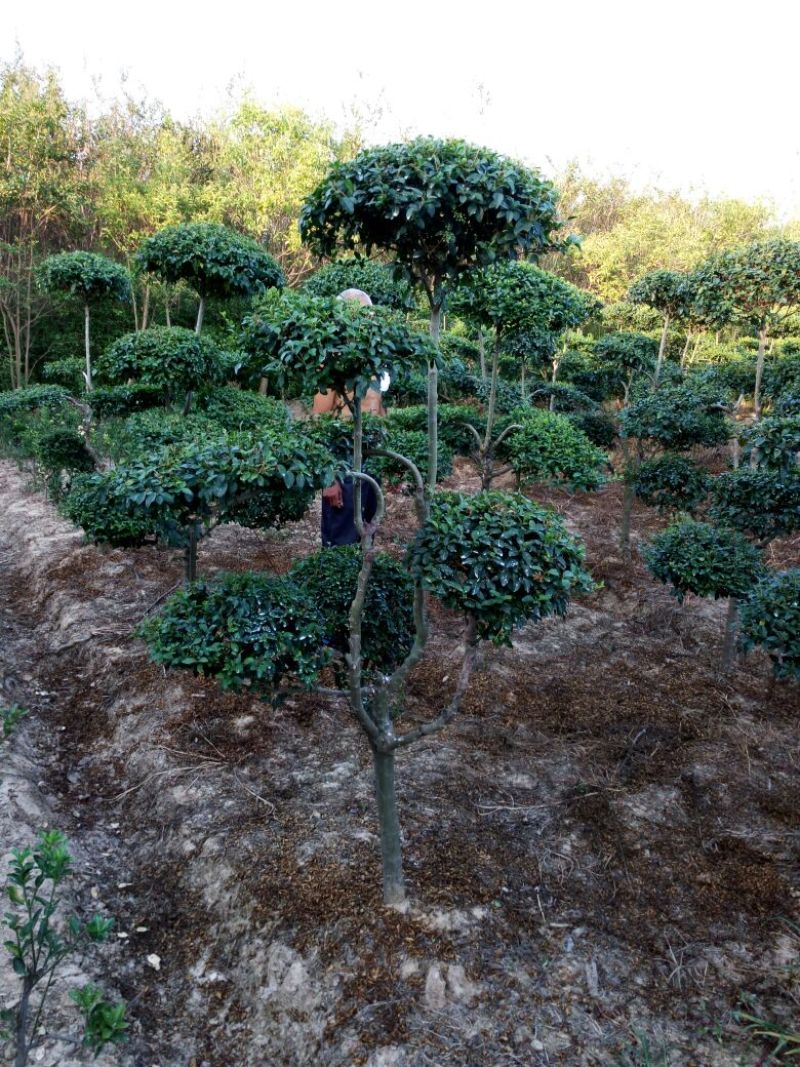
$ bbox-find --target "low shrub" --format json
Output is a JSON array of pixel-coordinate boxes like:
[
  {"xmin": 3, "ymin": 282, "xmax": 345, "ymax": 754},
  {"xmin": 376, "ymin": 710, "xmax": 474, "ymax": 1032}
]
[
  {"xmin": 502, "ymin": 409, "xmax": 608, "ymax": 491},
  {"xmin": 739, "ymin": 569, "xmax": 800, "ymax": 679},
  {"xmin": 633, "ymin": 454, "xmax": 710, "ymax": 513},
  {"xmin": 644, "ymin": 519, "xmax": 763, "ymax": 602}
]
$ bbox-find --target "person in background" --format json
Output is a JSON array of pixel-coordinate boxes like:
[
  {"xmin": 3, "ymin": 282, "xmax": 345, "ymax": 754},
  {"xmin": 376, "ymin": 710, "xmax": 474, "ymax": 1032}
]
[{"xmin": 315, "ymin": 289, "xmax": 387, "ymax": 546}]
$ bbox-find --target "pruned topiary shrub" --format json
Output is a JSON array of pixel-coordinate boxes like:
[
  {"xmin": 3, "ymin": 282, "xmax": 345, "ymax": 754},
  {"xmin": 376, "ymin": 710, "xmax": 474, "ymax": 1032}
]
[
  {"xmin": 291, "ymin": 546, "xmax": 415, "ymax": 678},
  {"xmin": 710, "ymin": 469, "xmax": 800, "ymax": 543},
  {"xmin": 97, "ymin": 327, "xmax": 227, "ymax": 403},
  {"xmin": 385, "ymin": 403, "xmax": 482, "ymax": 454},
  {"xmin": 408, "ymin": 491, "xmax": 593, "ymax": 644},
  {"xmin": 138, "ymin": 572, "xmax": 328, "ymax": 690},
  {"xmin": 89, "ymin": 384, "xmax": 165, "ymax": 420},
  {"xmin": 195, "ymin": 386, "xmax": 292, "ymax": 435},
  {"xmin": 501, "ymin": 409, "xmax": 608, "ymax": 492},
  {"xmin": 620, "ymin": 386, "xmax": 730, "ymax": 451},
  {"xmin": 61, "ymin": 472, "xmax": 152, "ymax": 547},
  {"xmin": 740, "ymin": 415, "xmax": 800, "ymax": 472},
  {"xmin": 302, "ymin": 257, "xmax": 414, "ymax": 310},
  {"xmin": 567, "ymin": 409, "xmax": 617, "ymax": 449},
  {"xmin": 739, "ymin": 569, "xmax": 800, "ymax": 679},
  {"xmin": 633, "ymin": 454, "xmax": 710, "ymax": 514},
  {"xmin": 644, "ymin": 518, "xmax": 764, "ymax": 669}
]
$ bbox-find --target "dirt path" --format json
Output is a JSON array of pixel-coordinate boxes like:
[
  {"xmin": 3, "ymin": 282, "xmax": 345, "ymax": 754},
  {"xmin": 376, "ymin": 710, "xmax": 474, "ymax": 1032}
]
[{"xmin": 0, "ymin": 459, "xmax": 797, "ymax": 1066}]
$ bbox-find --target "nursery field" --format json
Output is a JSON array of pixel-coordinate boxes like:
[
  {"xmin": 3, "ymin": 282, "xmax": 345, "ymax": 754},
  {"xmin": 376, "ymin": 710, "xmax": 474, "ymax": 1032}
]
[{"xmin": 1, "ymin": 454, "xmax": 797, "ymax": 1066}]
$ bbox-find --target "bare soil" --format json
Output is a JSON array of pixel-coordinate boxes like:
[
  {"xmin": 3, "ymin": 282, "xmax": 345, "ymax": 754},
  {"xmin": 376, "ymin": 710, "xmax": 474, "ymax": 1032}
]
[{"xmin": 0, "ymin": 457, "xmax": 798, "ymax": 1067}]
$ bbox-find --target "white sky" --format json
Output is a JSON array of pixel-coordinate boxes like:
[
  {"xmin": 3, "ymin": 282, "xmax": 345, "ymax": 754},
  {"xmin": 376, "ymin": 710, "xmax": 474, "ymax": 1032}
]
[{"xmin": 6, "ymin": 0, "xmax": 800, "ymax": 217}]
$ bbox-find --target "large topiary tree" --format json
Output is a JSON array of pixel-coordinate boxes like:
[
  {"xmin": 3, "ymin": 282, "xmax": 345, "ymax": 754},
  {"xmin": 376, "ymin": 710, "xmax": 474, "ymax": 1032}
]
[
  {"xmin": 37, "ymin": 252, "xmax": 131, "ymax": 392},
  {"xmin": 136, "ymin": 222, "xmax": 285, "ymax": 334},
  {"xmin": 142, "ymin": 292, "xmax": 592, "ymax": 906},
  {"xmin": 692, "ymin": 240, "xmax": 800, "ymax": 418},
  {"xmin": 299, "ymin": 137, "xmax": 565, "ymax": 487}
]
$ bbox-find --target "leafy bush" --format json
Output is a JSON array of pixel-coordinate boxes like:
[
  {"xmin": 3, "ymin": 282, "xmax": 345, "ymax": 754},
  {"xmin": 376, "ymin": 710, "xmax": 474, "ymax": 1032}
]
[
  {"xmin": 527, "ymin": 382, "xmax": 598, "ymax": 413},
  {"xmin": 567, "ymin": 410, "xmax": 617, "ymax": 448},
  {"xmin": 633, "ymin": 454, "xmax": 710, "ymax": 513},
  {"xmin": 105, "ymin": 410, "xmax": 223, "ymax": 463},
  {"xmin": 290, "ymin": 546, "xmax": 414, "ymax": 675},
  {"xmin": 97, "ymin": 327, "xmax": 227, "ymax": 394},
  {"xmin": 196, "ymin": 386, "xmax": 291, "ymax": 434},
  {"xmin": 763, "ymin": 353, "xmax": 800, "ymax": 403},
  {"xmin": 368, "ymin": 428, "xmax": 454, "ymax": 486},
  {"xmin": 89, "ymin": 383, "xmax": 164, "ymax": 419},
  {"xmin": 385, "ymin": 403, "xmax": 482, "ymax": 452},
  {"xmin": 472, "ymin": 373, "xmax": 523, "ymax": 414},
  {"xmin": 408, "ymin": 490, "xmax": 593, "ymax": 644},
  {"xmin": 741, "ymin": 416, "xmax": 800, "ymax": 472},
  {"xmin": 773, "ymin": 393, "xmax": 800, "ymax": 417},
  {"xmin": 37, "ymin": 252, "xmax": 130, "ymax": 303},
  {"xmin": 620, "ymin": 387, "xmax": 730, "ymax": 450},
  {"xmin": 138, "ymin": 572, "xmax": 328, "ymax": 690},
  {"xmin": 502, "ymin": 409, "xmax": 608, "ymax": 491},
  {"xmin": 34, "ymin": 427, "xmax": 95, "ymax": 475},
  {"xmin": 60, "ymin": 472, "xmax": 152, "ymax": 546},
  {"xmin": 739, "ymin": 569, "xmax": 800, "ymax": 679},
  {"xmin": 644, "ymin": 520, "xmax": 763, "ymax": 602},
  {"xmin": 0, "ymin": 385, "xmax": 71, "ymax": 416},
  {"xmin": 710, "ymin": 469, "xmax": 800, "ymax": 542},
  {"xmin": 41, "ymin": 357, "xmax": 85, "ymax": 392},
  {"xmin": 302, "ymin": 258, "xmax": 414, "ymax": 309}
]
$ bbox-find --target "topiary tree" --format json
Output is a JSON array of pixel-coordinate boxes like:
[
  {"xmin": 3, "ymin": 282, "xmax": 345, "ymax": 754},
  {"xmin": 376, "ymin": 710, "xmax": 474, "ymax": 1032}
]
[
  {"xmin": 302, "ymin": 257, "xmax": 414, "ymax": 310},
  {"xmin": 740, "ymin": 415, "xmax": 800, "ymax": 472},
  {"xmin": 628, "ymin": 269, "xmax": 693, "ymax": 385},
  {"xmin": 450, "ymin": 261, "xmax": 599, "ymax": 486},
  {"xmin": 141, "ymin": 293, "xmax": 592, "ymax": 907},
  {"xmin": 710, "ymin": 468, "xmax": 800, "ymax": 545},
  {"xmin": 300, "ymin": 137, "xmax": 565, "ymax": 487},
  {"xmin": 136, "ymin": 222, "xmax": 285, "ymax": 334},
  {"xmin": 592, "ymin": 332, "xmax": 658, "ymax": 404},
  {"xmin": 37, "ymin": 252, "xmax": 131, "ymax": 392},
  {"xmin": 96, "ymin": 327, "xmax": 229, "ymax": 413},
  {"xmin": 501, "ymin": 408, "xmax": 608, "ymax": 492},
  {"xmin": 60, "ymin": 470, "xmax": 152, "ymax": 548},
  {"xmin": 644, "ymin": 519, "xmax": 764, "ymax": 669},
  {"xmin": 632, "ymin": 454, "xmax": 710, "ymax": 514},
  {"xmin": 692, "ymin": 240, "xmax": 800, "ymax": 418},
  {"xmin": 739, "ymin": 569, "xmax": 800, "ymax": 680},
  {"xmin": 617, "ymin": 384, "xmax": 730, "ymax": 554}
]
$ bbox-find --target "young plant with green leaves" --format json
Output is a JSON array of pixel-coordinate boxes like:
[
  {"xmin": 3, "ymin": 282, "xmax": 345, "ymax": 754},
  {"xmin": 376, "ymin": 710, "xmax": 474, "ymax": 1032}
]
[
  {"xmin": 592, "ymin": 332, "xmax": 658, "ymax": 404},
  {"xmin": 644, "ymin": 519, "xmax": 763, "ymax": 669},
  {"xmin": 37, "ymin": 252, "xmax": 131, "ymax": 392},
  {"xmin": 300, "ymin": 137, "xmax": 565, "ymax": 487},
  {"xmin": 692, "ymin": 239, "xmax": 800, "ymax": 418},
  {"xmin": 1, "ymin": 831, "xmax": 127, "ymax": 1067},
  {"xmin": 450, "ymin": 261, "xmax": 598, "ymax": 487},
  {"xmin": 501, "ymin": 408, "xmax": 608, "ymax": 493},
  {"xmin": 137, "ymin": 222, "xmax": 284, "ymax": 334}
]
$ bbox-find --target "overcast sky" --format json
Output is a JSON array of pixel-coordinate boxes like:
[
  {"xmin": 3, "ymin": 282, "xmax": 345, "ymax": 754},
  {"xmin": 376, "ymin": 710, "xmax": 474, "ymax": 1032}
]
[{"xmin": 7, "ymin": 0, "xmax": 800, "ymax": 217}]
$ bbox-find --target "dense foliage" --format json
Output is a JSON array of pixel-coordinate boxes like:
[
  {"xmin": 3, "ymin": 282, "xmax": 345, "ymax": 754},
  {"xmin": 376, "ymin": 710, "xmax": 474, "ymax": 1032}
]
[
  {"xmin": 633, "ymin": 454, "xmax": 710, "ymax": 513},
  {"xmin": 408, "ymin": 491, "xmax": 593, "ymax": 644},
  {"xmin": 739, "ymin": 569, "xmax": 800, "ymax": 679},
  {"xmin": 290, "ymin": 546, "xmax": 415, "ymax": 676},
  {"xmin": 644, "ymin": 520, "xmax": 763, "ymax": 602},
  {"xmin": 97, "ymin": 327, "xmax": 228, "ymax": 395},
  {"xmin": 740, "ymin": 415, "xmax": 800, "ymax": 472},
  {"xmin": 61, "ymin": 472, "xmax": 152, "ymax": 546},
  {"xmin": 620, "ymin": 386, "xmax": 729, "ymax": 450},
  {"xmin": 502, "ymin": 409, "xmax": 608, "ymax": 491},
  {"xmin": 302, "ymin": 258, "xmax": 414, "ymax": 309},
  {"xmin": 138, "ymin": 572, "xmax": 328, "ymax": 690},
  {"xmin": 37, "ymin": 252, "xmax": 131, "ymax": 304},
  {"xmin": 710, "ymin": 469, "xmax": 800, "ymax": 542}
]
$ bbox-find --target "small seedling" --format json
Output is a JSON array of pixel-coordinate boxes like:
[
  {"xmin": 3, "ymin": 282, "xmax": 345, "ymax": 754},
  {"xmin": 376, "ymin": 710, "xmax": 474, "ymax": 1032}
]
[{"xmin": 0, "ymin": 703, "xmax": 28, "ymax": 741}]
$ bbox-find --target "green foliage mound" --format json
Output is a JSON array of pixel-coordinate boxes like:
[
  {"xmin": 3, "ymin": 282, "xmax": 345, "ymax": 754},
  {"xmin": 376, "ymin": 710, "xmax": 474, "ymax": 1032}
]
[
  {"xmin": 633, "ymin": 455, "xmax": 710, "ymax": 513},
  {"xmin": 89, "ymin": 384, "xmax": 165, "ymax": 419},
  {"xmin": 139, "ymin": 572, "xmax": 327, "ymax": 690},
  {"xmin": 34, "ymin": 427, "xmax": 94, "ymax": 475},
  {"xmin": 710, "ymin": 469, "xmax": 800, "ymax": 542},
  {"xmin": 196, "ymin": 387, "xmax": 292, "ymax": 434},
  {"xmin": 620, "ymin": 387, "xmax": 730, "ymax": 450},
  {"xmin": 408, "ymin": 491, "xmax": 593, "ymax": 644},
  {"xmin": 61, "ymin": 472, "xmax": 151, "ymax": 546},
  {"xmin": 502, "ymin": 409, "xmax": 608, "ymax": 491},
  {"xmin": 0, "ymin": 385, "xmax": 71, "ymax": 416},
  {"xmin": 137, "ymin": 223, "xmax": 285, "ymax": 299},
  {"xmin": 385, "ymin": 403, "xmax": 482, "ymax": 453},
  {"xmin": 739, "ymin": 569, "xmax": 800, "ymax": 679},
  {"xmin": 644, "ymin": 520, "xmax": 763, "ymax": 602},
  {"xmin": 368, "ymin": 428, "xmax": 454, "ymax": 486},
  {"xmin": 290, "ymin": 546, "xmax": 414, "ymax": 675},
  {"xmin": 566, "ymin": 410, "xmax": 618, "ymax": 449},
  {"xmin": 41, "ymin": 357, "xmax": 85, "ymax": 392},
  {"xmin": 741, "ymin": 416, "xmax": 800, "ymax": 472},
  {"xmin": 97, "ymin": 327, "xmax": 227, "ymax": 394},
  {"xmin": 37, "ymin": 252, "xmax": 131, "ymax": 303}
]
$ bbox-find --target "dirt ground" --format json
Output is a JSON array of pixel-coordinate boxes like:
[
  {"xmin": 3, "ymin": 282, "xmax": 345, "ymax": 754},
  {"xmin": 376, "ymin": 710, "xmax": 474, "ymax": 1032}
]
[{"xmin": 0, "ymin": 456, "xmax": 798, "ymax": 1067}]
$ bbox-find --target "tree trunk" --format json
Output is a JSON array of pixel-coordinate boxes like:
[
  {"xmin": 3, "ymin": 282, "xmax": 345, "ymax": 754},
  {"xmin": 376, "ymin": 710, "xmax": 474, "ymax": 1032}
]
[
  {"xmin": 427, "ymin": 304, "xmax": 442, "ymax": 491},
  {"xmin": 14, "ymin": 976, "xmax": 32, "ymax": 1067},
  {"xmin": 680, "ymin": 331, "xmax": 693, "ymax": 369},
  {"xmin": 478, "ymin": 330, "xmax": 487, "ymax": 382},
  {"xmin": 721, "ymin": 597, "xmax": 739, "ymax": 672},
  {"xmin": 753, "ymin": 325, "xmax": 768, "ymax": 421},
  {"xmin": 142, "ymin": 284, "xmax": 151, "ymax": 330},
  {"xmin": 620, "ymin": 481, "xmax": 635, "ymax": 558},
  {"xmin": 520, "ymin": 364, "xmax": 526, "ymax": 403},
  {"xmin": 165, "ymin": 296, "xmax": 172, "ymax": 328},
  {"xmin": 655, "ymin": 312, "xmax": 670, "ymax": 386},
  {"xmin": 185, "ymin": 525, "xmax": 198, "ymax": 583},
  {"xmin": 83, "ymin": 301, "xmax": 93, "ymax": 392},
  {"xmin": 258, "ymin": 377, "xmax": 269, "ymax": 395},
  {"xmin": 372, "ymin": 746, "xmax": 405, "ymax": 904},
  {"xmin": 195, "ymin": 295, "xmax": 206, "ymax": 335}
]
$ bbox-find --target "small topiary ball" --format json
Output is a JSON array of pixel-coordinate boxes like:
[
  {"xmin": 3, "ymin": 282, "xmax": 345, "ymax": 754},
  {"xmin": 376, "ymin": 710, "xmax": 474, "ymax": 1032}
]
[
  {"xmin": 408, "ymin": 490, "xmax": 593, "ymax": 644},
  {"xmin": 633, "ymin": 454, "xmax": 710, "ymax": 513},
  {"xmin": 644, "ymin": 519, "xmax": 763, "ymax": 603}
]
